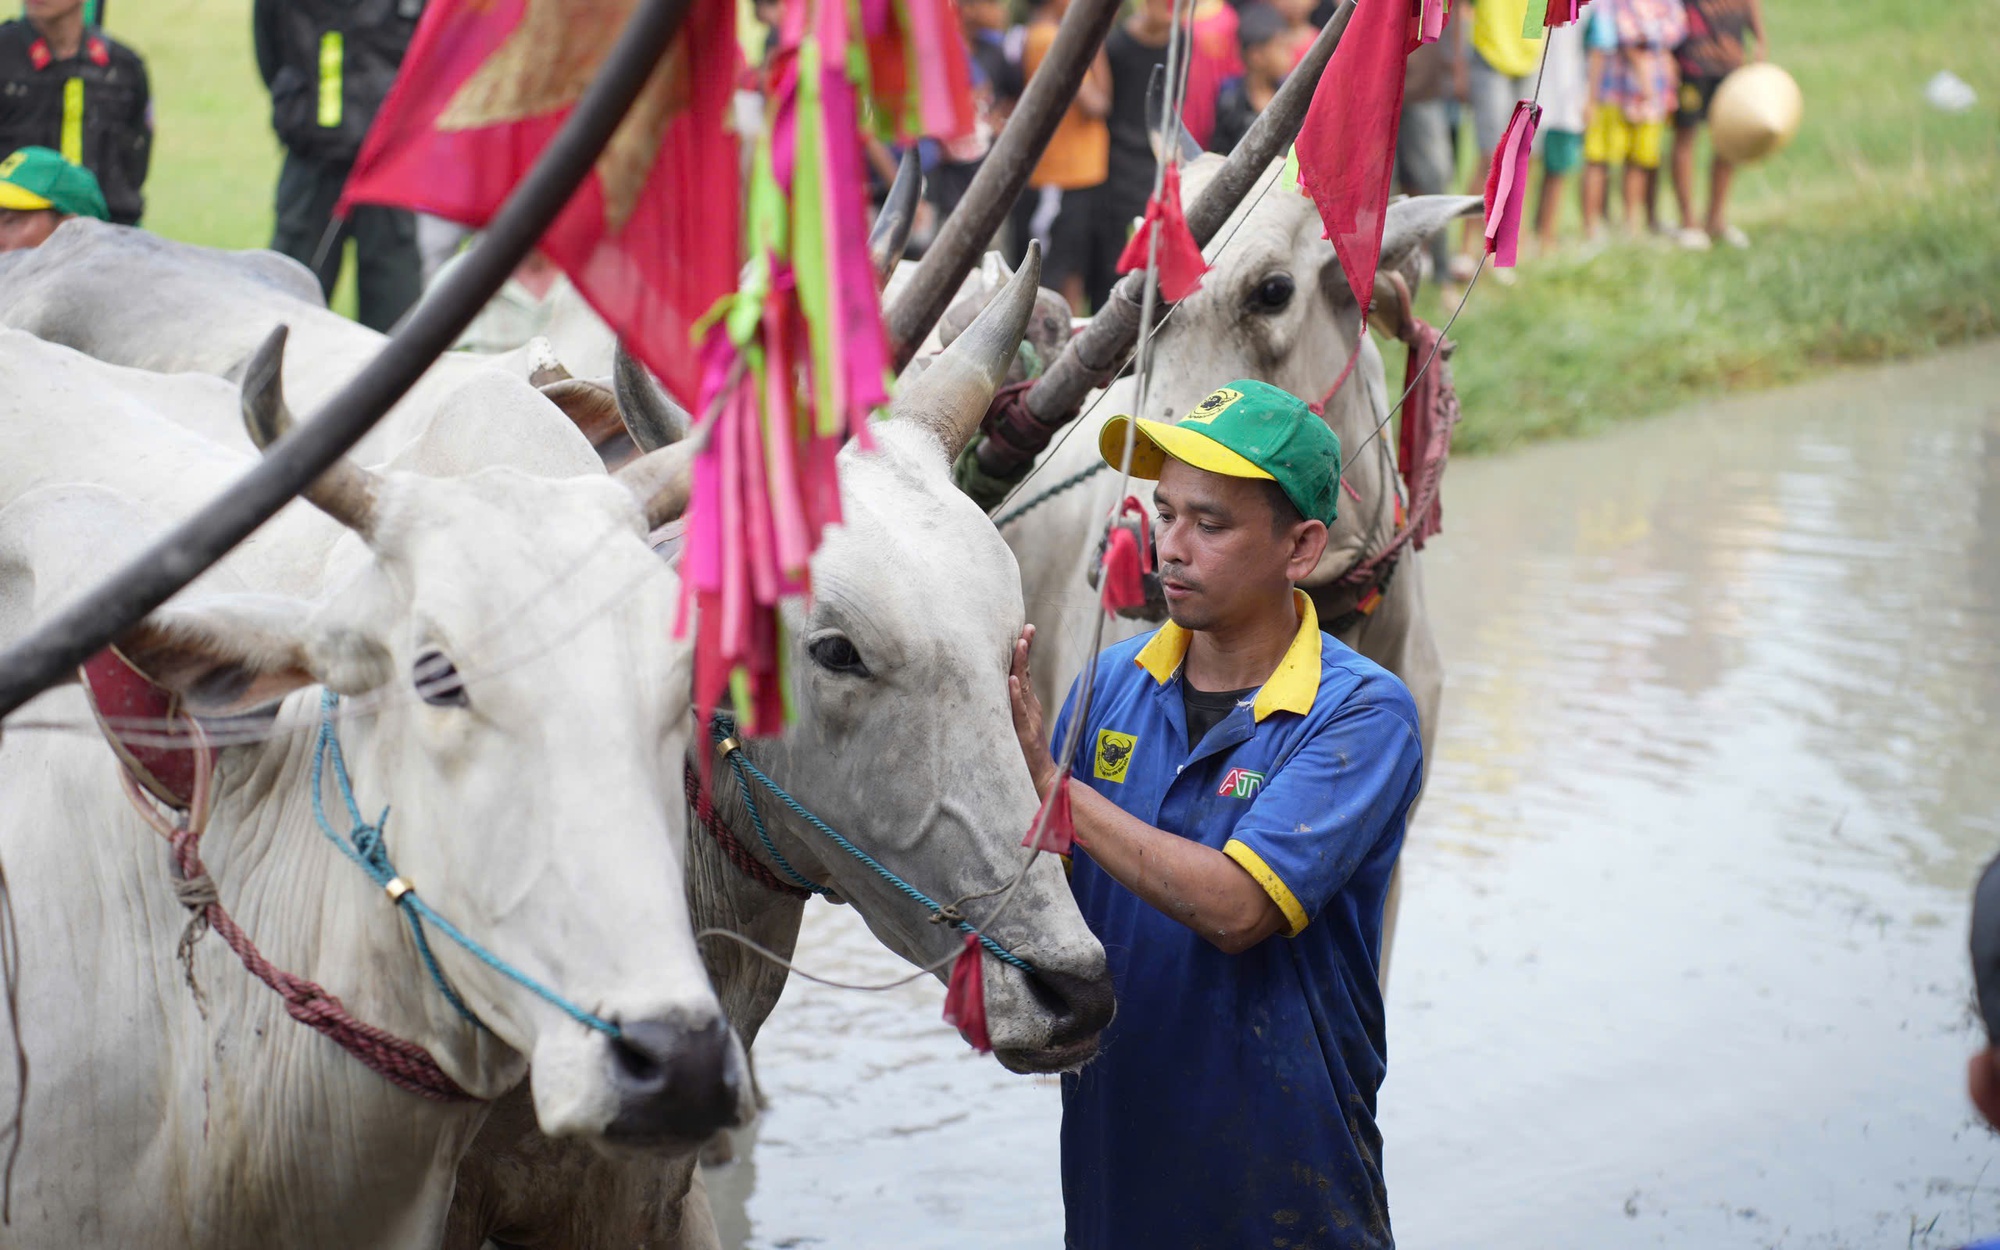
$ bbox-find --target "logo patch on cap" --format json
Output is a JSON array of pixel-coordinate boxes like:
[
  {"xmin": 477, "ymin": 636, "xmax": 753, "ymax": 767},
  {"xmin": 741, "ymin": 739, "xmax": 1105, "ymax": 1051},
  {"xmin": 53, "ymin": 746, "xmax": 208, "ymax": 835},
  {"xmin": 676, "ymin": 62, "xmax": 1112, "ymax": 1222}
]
[
  {"xmin": 0, "ymin": 153, "xmax": 26, "ymax": 180},
  {"xmin": 1181, "ymin": 387, "xmax": 1243, "ymax": 425}
]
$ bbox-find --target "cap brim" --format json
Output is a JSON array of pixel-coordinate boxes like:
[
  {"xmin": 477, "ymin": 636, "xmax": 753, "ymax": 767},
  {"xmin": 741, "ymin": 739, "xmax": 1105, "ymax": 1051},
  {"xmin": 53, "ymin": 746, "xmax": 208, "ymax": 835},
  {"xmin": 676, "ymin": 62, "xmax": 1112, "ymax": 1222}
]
[
  {"xmin": 0, "ymin": 182, "xmax": 52, "ymax": 211},
  {"xmin": 1099, "ymin": 416, "xmax": 1276, "ymax": 482}
]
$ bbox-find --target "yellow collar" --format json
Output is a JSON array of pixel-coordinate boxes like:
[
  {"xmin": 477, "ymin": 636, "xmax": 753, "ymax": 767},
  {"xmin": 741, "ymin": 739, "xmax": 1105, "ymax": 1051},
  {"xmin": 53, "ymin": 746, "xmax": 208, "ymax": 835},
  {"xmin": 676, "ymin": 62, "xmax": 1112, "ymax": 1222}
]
[{"xmin": 1134, "ymin": 588, "xmax": 1322, "ymax": 722}]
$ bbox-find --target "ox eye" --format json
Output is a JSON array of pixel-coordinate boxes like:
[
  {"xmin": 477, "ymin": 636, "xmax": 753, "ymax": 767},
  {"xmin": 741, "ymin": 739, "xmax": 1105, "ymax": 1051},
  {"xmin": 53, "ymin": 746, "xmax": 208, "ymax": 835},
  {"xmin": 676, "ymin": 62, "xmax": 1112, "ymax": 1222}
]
[
  {"xmin": 413, "ymin": 649, "xmax": 468, "ymax": 708},
  {"xmin": 807, "ymin": 635, "xmax": 870, "ymax": 678},
  {"xmin": 1248, "ymin": 274, "xmax": 1295, "ymax": 313}
]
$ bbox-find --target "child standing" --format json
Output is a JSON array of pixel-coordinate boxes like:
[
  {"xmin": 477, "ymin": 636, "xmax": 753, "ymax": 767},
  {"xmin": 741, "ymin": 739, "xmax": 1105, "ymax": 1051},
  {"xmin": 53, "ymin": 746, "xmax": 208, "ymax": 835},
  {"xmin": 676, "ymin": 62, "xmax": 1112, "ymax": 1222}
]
[
  {"xmin": 1671, "ymin": 0, "xmax": 1766, "ymax": 248},
  {"xmin": 1533, "ymin": 17, "xmax": 1588, "ymax": 253},
  {"xmin": 1582, "ymin": 0, "xmax": 1687, "ymax": 239}
]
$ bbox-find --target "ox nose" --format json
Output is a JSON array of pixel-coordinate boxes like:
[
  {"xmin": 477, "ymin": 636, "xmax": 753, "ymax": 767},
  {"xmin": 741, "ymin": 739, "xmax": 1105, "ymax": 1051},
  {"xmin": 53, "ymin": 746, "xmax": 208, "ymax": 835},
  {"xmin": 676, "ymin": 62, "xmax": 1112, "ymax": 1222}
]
[
  {"xmin": 1028, "ymin": 966, "xmax": 1117, "ymax": 1047},
  {"xmin": 602, "ymin": 1011, "xmax": 747, "ymax": 1145}
]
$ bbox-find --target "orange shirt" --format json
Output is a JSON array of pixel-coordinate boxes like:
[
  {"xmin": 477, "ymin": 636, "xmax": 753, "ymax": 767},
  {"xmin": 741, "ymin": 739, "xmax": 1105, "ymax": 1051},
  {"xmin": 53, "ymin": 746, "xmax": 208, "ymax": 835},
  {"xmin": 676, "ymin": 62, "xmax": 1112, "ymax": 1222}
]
[{"xmin": 1025, "ymin": 20, "xmax": 1110, "ymax": 190}]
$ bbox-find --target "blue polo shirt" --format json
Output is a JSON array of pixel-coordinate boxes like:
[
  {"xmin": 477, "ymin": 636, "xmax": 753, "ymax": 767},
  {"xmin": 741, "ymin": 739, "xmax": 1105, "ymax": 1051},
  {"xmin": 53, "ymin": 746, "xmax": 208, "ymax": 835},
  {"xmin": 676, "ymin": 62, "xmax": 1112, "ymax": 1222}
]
[{"xmin": 1052, "ymin": 591, "xmax": 1423, "ymax": 1250}]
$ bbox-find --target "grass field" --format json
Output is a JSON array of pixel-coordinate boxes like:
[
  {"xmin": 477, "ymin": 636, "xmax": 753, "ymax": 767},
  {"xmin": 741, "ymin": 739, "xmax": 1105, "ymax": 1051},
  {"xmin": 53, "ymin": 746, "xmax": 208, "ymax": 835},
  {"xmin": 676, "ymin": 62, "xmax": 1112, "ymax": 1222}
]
[
  {"xmin": 111, "ymin": 0, "xmax": 1999, "ymax": 452},
  {"xmin": 1398, "ymin": 0, "xmax": 2000, "ymax": 453}
]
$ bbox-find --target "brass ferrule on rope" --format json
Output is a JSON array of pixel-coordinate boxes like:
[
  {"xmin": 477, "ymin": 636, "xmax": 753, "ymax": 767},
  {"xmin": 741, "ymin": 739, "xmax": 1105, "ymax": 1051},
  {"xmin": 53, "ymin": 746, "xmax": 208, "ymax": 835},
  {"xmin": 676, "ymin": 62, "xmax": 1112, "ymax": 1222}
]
[
  {"xmin": 715, "ymin": 737, "xmax": 742, "ymax": 759},
  {"xmin": 384, "ymin": 876, "xmax": 414, "ymax": 902}
]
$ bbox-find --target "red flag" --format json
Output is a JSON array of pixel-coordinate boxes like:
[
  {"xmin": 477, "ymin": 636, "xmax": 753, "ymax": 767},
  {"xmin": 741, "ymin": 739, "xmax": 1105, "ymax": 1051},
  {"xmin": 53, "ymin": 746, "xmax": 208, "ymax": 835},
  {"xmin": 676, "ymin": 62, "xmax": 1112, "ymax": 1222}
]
[
  {"xmin": 1296, "ymin": 0, "xmax": 1414, "ymax": 314},
  {"xmin": 1115, "ymin": 163, "xmax": 1208, "ymax": 302},
  {"xmin": 942, "ymin": 933, "xmax": 992, "ymax": 1052},
  {"xmin": 1022, "ymin": 777, "xmax": 1075, "ymax": 855},
  {"xmin": 339, "ymin": 0, "xmax": 742, "ymax": 408},
  {"xmin": 1482, "ymin": 101, "xmax": 1539, "ymax": 267}
]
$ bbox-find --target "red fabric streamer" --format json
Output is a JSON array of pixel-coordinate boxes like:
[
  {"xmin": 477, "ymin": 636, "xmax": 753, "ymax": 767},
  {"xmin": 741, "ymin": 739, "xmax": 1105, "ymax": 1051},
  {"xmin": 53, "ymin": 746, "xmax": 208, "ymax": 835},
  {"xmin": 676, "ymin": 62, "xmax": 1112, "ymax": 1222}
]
[
  {"xmin": 1099, "ymin": 526, "xmax": 1146, "ymax": 613},
  {"xmin": 1544, "ymin": 0, "xmax": 1586, "ymax": 26},
  {"xmin": 1396, "ymin": 317, "xmax": 1456, "ymax": 549},
  {"xmin": 1114, "ymin": 162, "xmax": 1208, "ymax": 302},
  {"xmin": 1022, "ymin": 777, "xmax": 1075, "ymax": 855},
  {"xmin": 339, "ymin": 0, "xmax": 742, "ymax": 409},
  {"xmin": 1096, "ymin": 495, "xmax": 1156, "ymax": 614},
  {"xmin": 1295, "ymin": 0, "xmax": 1413, "ymax": 313},
  {"xmin": 942, "ymin": 933, "xmax": 992, "ymax": 1052},
  {"xmin": 1481, "ymin": 101, "xmax": 1540, "ymax": 268}
]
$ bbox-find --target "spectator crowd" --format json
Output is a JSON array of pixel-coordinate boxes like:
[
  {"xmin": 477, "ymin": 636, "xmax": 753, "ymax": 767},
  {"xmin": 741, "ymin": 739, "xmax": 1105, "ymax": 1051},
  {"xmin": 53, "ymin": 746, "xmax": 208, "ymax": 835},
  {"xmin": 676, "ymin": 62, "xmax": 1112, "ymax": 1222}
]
[
  {"xmin": 902, "ymin": 0, "xmax": 1768, "ymax": 313},
  {"xmin": 0, "ymin": 0, "xmax": 1766, "ymax": 332}
]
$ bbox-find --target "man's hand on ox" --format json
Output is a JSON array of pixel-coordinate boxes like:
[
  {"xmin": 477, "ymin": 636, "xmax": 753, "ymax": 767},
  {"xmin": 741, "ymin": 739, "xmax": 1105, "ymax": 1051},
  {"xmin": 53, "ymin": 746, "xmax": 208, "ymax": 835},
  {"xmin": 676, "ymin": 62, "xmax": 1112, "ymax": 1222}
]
[
  {"xmin": 1011, "ymin": 623, "xmax": 1285, "ymax": 955},
  {"xmin": 1009, "ymin": 623, "xmax": 1060, "ymax": 801}
]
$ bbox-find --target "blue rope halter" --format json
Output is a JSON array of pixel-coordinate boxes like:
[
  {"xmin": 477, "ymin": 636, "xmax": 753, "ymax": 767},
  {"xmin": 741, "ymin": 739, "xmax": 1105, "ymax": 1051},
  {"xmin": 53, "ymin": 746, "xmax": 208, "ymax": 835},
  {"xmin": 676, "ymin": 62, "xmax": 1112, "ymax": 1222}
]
[
  {"xmin": 708, "ymin": 715, "xmax": 1036, "ymax": 975},
  {"xmin": 310, "ymin": 691, "xmax": 620, "ymax": 1038}
]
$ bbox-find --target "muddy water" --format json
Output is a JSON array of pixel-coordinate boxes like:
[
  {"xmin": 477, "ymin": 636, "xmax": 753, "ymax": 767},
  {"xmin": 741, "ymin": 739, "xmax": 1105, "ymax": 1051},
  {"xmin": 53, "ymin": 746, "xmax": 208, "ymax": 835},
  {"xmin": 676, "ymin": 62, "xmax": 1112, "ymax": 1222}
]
[{"xmin": 707, "ymin": 342, "xmax": 2000, "ymax": 1249}]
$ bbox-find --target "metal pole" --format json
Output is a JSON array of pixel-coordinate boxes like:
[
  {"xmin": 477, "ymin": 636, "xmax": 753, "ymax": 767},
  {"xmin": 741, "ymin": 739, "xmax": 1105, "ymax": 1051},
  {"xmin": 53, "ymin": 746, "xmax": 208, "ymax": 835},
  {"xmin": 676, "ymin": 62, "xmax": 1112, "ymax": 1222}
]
[{"xmin": 0, "ymin": 0, "xmax": 698, "ymax": 721}]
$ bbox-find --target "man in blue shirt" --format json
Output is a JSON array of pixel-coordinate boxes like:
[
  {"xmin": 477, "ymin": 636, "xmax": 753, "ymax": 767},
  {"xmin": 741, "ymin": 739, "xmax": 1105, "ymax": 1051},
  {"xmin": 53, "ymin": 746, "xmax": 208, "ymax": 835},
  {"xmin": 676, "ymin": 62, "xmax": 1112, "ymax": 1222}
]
[{"xmin": 1009, "ymin": 379, "xmax": 1424, "ymax": 1249}]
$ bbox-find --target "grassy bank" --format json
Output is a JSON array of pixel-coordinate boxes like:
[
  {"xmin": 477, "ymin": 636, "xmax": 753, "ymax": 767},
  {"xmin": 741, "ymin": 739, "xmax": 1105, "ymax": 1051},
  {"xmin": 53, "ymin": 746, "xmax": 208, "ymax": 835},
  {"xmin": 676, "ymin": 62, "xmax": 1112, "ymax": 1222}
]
[
  {"xmin": 111, "ymin": 0, "xmax": 1999, "ymax": 451},
  {"xmin": 1413, "ymin": 0, "xmax": 2000, "ymax": 453}
]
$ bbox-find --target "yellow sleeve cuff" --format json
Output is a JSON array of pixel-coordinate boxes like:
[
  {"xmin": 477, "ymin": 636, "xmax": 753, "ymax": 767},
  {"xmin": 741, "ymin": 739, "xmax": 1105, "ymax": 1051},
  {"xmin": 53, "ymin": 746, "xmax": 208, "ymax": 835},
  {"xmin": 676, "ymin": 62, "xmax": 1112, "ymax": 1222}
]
[{"xmin": 1222, "ymin": 839, "xmax": 1309, "ymax": 938}]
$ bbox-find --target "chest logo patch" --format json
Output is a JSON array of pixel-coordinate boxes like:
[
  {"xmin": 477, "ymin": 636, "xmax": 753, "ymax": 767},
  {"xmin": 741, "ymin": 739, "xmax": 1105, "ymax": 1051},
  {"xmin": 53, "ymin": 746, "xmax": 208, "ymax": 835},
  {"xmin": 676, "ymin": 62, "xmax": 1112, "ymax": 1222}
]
[
  {"xmin": 1180, "ymin": 387, "xmax": 1243, "ymax": 425},
  {"xmin": 1217, "ymin": 767, "xmax": 1265, "ymax": 799},
  {"xmin": 1094, "ymin": 730, "xmax": 1137, "ymax": 783}
]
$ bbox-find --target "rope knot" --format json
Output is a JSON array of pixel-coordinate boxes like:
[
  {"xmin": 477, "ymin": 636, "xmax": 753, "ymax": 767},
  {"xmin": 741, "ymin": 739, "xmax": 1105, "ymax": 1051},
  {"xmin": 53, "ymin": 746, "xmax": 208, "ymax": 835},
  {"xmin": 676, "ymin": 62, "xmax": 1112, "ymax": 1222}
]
[{"xmin": 930, "ymin": 905, "xmax": 966, "ymax": 926}]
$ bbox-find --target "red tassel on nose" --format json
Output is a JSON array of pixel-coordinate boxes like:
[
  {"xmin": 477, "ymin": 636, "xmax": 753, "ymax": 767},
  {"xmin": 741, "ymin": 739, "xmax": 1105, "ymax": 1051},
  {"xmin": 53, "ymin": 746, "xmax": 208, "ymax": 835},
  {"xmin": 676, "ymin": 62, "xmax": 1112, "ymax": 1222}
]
[
  {"xmin": 1114, "ymin": 163, "xmax": 1209, "ymax": 302},
  {"xmin": 1022, "ymin": 777, "xmax": 1074, "ymax": 855},
  {"xmin": 942, "ymin": 933, "xmax": 992, "ymax": 1052}
]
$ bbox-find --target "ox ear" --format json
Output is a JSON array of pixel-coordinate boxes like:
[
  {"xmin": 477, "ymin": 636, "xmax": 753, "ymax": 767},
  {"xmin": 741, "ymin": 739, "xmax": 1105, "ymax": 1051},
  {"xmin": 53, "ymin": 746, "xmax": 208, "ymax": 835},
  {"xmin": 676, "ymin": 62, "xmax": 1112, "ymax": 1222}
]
[
  {"xmin": 613, "ymin": 342, "xmax": 691, "ymax": 453},
  {"xmin": 115, "ymin": 594, "xmax": 343, "ymax": 716},
  {"xmin": 1379, "ymin": 194, "xmax": 1484, "ymax": 292},
  {"xmin": 537, "ymin": 376, "xmax": 641, "ymax": 468}
]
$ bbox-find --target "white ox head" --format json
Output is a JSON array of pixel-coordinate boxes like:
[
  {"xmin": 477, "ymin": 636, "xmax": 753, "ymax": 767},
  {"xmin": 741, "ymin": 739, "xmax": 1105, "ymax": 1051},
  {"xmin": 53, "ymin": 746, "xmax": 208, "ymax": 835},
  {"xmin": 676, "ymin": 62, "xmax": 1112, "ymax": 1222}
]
[
  {"xmin": 1113, "ymin": 157, "xmax": 1480, "ymax": 574},
  {"xmin": 116, "ymin": 334, "xmax": 756, "ymax": 1148},
  {"xmin": 634, "ymin": 253, "xmax": 1116, "ymax": 1073}
]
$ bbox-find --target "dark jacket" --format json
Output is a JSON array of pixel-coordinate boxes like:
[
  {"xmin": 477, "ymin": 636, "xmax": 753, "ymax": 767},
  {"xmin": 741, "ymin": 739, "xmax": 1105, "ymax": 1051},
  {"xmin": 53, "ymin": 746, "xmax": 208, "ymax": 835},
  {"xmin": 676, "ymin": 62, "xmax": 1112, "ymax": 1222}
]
[
  {"xmin": 0, "ymin": 20, "xmax": 150, "ymax": 224},
  {"xmin": 253, "ymin": 0, "xmax": 423, "ymax": 162}
]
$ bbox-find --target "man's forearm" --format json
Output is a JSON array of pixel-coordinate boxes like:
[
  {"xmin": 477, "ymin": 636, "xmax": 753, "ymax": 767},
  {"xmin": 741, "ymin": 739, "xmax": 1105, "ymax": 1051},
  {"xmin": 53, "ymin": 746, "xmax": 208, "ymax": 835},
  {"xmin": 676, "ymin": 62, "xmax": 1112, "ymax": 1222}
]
[{"xmin": 1068, "ymin": 782, "xmax": 1284, "ymax": 954}]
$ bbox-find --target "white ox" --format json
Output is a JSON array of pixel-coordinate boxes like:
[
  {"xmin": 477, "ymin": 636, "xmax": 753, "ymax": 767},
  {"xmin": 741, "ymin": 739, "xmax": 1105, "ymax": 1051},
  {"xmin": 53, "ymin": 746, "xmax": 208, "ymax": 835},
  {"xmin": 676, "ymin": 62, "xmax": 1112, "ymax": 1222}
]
[
  {"xmin": 0, "ymin": 243, "xmax": 1113, "ymax": 1247},
  {"xmin": 0, "ymin": 331, "xmax": 752, "ymax": 1248},
  {"xmin": 0, "ymin": 220, "xmax": 573, "ymax": 464}
]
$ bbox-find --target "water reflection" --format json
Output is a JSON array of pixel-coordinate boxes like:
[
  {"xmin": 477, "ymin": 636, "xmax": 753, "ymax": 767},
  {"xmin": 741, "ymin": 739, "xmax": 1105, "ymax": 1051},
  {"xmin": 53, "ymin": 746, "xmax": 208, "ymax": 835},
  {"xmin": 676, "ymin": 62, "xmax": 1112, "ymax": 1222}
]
[{"xmin": 711, "ymin": 343, "xmax": 2000, "ymax": 1249}]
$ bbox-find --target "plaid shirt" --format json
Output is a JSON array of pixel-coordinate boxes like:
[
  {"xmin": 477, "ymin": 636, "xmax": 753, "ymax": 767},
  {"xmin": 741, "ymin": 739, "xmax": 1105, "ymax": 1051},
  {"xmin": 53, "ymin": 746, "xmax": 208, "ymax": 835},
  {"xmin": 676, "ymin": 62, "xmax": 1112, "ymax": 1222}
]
[{"xmin": 1590, "ymin": 0, "xmax": 1687, "ymax": 122}]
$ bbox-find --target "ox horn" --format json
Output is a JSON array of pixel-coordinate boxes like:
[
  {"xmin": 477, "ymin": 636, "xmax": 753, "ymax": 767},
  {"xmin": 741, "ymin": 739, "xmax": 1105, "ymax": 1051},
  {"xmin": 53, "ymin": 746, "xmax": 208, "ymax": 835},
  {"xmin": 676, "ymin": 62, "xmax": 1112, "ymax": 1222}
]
[
  {"xmin": 868, "ymin": 149, "xmax": 922, "ymax": 287},
  {"xmin": 897, "ymin": 241, "xmax": 1040, "ymax": 461},
  {"xmin": 614, "ymin": 427, "xmax": 707, "ymax": 529},
  {"xmin": 240, "ymin": 325, "xmax": 382, "ymax": 537},
  {"xmin": 612, "ymin": 341, "xmax": 691, "ymax": 453}
]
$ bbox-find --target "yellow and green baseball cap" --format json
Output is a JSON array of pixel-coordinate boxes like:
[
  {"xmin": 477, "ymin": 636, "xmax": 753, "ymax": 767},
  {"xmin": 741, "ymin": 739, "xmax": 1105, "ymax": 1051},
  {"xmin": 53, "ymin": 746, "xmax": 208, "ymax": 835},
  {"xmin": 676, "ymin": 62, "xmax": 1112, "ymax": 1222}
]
[
  {"xmin": 1099, "ymin": 379, "xmax": 1342, "ymax": 527},
  {"xmin": 0, "ymin": 147, "xmax": 109, "ymax": 221}
]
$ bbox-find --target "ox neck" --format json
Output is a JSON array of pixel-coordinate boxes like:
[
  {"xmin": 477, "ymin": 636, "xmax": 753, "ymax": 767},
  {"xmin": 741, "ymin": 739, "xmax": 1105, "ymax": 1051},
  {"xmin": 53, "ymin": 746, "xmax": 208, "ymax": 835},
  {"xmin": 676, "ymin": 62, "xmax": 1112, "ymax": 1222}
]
[
  {"xmin": 685, "ymin": 749, "xmax": 809, "ymax": 1054},
  {"xmin": 200, "ymin": 696, "xmax": 510, "ymax": 1094}
]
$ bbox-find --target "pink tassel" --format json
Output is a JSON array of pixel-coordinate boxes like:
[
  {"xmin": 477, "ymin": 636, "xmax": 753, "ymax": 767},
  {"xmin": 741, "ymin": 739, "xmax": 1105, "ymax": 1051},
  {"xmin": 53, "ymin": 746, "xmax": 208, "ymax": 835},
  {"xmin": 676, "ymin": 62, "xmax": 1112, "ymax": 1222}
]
[
  {"xmin": 1414, "ymin": 0, "xmax": 1450, "ymax": 48},
  {"xmin": 1022, "ymin": 777, "xmax": 1074, "ymax": 855},
  {"xmin": 1544, "ymin": 0, "xmax": 1585, "ymax": 26},
  {"xmin": 1114, "ymin": 163, "xmax": 1209, "ymax": 302},
  {"xmin": 1482, "ymin": 101, "xmax": 1540, "ymax": 268},
  {"xmin": 941, "ymin": 933, "xmax": 991, "ymax": 1052}
]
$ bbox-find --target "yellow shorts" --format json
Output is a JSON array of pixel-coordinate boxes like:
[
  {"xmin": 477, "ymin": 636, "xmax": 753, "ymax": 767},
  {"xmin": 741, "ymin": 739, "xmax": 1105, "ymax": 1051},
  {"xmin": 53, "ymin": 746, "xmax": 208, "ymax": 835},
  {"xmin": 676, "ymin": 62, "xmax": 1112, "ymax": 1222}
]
[{"xmin": 1584, "ymin": 106, "xmax": 1666, "ymax": 170}]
